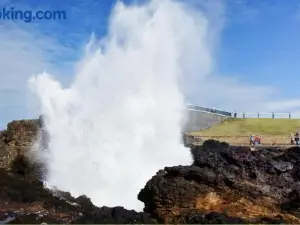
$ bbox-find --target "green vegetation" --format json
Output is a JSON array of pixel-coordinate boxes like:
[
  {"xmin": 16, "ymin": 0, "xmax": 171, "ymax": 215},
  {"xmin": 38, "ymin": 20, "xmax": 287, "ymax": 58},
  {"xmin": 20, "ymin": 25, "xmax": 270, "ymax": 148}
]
[{"xmin": 189, "ymin": 118, "xmax": 300, "ymax": 136}]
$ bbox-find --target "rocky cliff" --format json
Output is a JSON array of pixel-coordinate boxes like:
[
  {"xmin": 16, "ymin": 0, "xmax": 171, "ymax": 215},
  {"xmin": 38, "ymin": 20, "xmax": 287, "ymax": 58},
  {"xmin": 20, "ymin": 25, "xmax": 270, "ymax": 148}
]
[
  {"xmin": 0, "ymin": 119, "xmax": 40, "ymax": 169},
  {"xmin": 1, "ymin": 120, "xmax": 300, "ymax": 224},
  {"xmin": 138, "ymin": 140, "xmax": 300, "ymax": 223},
  {"xmin": 0, "ymin": 119, "xmax": 156, "ymax": 224}
]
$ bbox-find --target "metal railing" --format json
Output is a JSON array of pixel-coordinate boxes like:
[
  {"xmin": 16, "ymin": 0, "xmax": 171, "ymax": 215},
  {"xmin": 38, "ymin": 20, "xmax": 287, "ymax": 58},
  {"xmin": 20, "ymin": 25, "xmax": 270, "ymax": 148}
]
[
  {"xmin": 186, "ymin": 104, "xmax": 232, "ymax": 117},
  {"xmin": 185, "ymin": 104, "xmax": 300, "ymax": 119}
]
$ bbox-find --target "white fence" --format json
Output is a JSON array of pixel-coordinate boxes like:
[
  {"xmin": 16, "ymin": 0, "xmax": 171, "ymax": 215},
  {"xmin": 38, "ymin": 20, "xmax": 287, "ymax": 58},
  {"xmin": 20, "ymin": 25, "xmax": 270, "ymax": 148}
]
[{"xmin": 236, "ymin": 112, "xmax": 300, "ymax": 119}]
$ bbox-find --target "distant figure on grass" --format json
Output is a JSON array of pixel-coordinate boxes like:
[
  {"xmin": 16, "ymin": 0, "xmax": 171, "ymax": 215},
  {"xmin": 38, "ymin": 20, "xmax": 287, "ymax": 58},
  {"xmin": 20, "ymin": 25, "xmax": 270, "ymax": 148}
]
[
  {"xmin": 254, "ymin": 135, "xmax": 261, "ymax": 145},
  {"xmin": 290, "ymin": 133, "xmax": 295, "ymax": 145},
  {"xmin": 295, "ymin": 132, "xmax": 300, "ymax": 145},
  {"xmin": 250, "ymin": 134, "xmax": 261, "ymax": 146}
]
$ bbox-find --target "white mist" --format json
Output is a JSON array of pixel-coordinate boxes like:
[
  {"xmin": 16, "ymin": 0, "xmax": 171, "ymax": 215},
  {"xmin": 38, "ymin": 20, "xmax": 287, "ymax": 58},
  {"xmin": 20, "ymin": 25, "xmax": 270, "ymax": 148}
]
[{"xmin": 29, "ymin": 0, "xmax": 213, "ymax": 210}]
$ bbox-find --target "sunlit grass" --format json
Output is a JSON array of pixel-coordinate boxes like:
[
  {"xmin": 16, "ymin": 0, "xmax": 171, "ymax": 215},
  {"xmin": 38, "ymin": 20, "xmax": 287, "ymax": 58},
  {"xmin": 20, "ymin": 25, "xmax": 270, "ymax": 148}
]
[{"xmin": 189, "ymin": 118, "xmax": 300, "ymax": 136}]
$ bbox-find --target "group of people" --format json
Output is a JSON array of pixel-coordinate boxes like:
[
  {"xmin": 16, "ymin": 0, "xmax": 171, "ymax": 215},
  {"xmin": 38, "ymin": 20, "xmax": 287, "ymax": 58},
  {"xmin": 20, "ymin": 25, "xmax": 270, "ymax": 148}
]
[
  {"xmin": 290, "ymin": 132, "xmax": 300, "ymax": 145},
  {"xmin": 249, "ymin": 134, "xmax": 261, "ymax": 146},
  {"xmin": 250, "ymin": 133, "xmax": 300, "ymax": 146}
]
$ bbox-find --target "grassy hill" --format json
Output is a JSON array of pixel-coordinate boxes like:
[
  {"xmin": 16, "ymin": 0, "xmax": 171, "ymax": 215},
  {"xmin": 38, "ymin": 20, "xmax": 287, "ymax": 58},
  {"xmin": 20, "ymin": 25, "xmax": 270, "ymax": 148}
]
[{"xmin": 188, "ymin": 118, "xmax": 300, "ymax": 145}]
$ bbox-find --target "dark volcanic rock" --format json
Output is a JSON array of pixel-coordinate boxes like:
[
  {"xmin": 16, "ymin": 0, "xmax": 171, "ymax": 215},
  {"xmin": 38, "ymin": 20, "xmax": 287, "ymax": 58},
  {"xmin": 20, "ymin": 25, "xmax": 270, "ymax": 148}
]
[
  {"xmin": 0, "ymin": 119, "xmax": 156, "ymax": 224},
  {"xmin": 3, "ymin": 119, "xmax": 300, "ymax": 224},
  {"xmin": 0, "ymin": 119, "xmax": 48, "ymax": 182},
  {"xmin": 138, "ymin": 140, "xmax": 300, "ymax": 223},
  {"xmin": 72, "ymin": 206, "xmax": 155, "ymax": 224},
  {"xmin": 0, "ymin": 167, "xmax": 156, "ymax": 224},
  {"xmin": 0, "ymin": 119, "xmax": 40, "ymax": 169}
]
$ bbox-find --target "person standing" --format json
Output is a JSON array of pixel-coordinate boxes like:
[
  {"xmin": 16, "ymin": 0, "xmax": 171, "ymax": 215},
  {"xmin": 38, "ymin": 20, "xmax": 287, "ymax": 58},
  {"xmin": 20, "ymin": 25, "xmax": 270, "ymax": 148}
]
[
  {"xmin": 290, "ymin": 133, "xmax": 294, "ymax": 145},
  {"xmin": 250, "ymin": 134, "xmax": 255, "ymax": 146},
  {"xmin": 295, "ymin": 132, "xmax": 300, "ymax": 145}
]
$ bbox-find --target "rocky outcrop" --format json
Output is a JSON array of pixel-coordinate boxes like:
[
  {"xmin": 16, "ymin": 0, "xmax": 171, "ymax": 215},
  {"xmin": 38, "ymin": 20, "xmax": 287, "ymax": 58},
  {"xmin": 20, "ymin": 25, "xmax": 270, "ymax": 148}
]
[
  {"xmin": 138, "ymin": 140, "xmax": 300, "ymax": 223},
  {"xmin": 0, "ymin": 166, "xmax": 155, "ymax": 224},
  {"xmin": 3, "ymin": 118, "xmax": 300, "ymax": 224},
  {"xmin": 0, "ymin": 119, "xmax": 40, "ymax": 169},
  {"xmin": 0, "ymin": 119, "xmax": 156, "ymax": 224}
]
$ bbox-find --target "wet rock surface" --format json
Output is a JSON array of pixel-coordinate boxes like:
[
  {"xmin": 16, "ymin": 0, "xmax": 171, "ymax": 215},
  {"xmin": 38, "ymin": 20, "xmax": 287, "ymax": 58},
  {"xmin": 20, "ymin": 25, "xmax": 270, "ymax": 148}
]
[
  {"xmin": 0, "ymin": 163, "xmax": 155, "ymax": 224},
  {"xmin": 0, "ymin": 120, "xmax": 155, "ymax": 224},
  {"xmin": 2, "ymin": 120, "xmax": 300, "ymax": 223}
]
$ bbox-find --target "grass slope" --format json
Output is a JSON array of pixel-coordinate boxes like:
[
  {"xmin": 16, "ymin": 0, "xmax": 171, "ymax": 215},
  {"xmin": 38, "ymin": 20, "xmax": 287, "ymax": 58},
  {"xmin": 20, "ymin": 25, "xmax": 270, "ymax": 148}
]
[{"xmin": 189, "ymin": 118, "xmax": 300, "ymax": 136}]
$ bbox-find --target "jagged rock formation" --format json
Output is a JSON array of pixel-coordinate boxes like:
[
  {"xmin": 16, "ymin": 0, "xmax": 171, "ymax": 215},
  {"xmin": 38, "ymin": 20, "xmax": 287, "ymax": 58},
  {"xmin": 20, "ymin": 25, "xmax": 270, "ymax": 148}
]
[
  {"xmin": 2, "ymin": 119, "xmax": 300, "ymax": 224},
  {"xmin": 0, "ymin": 165, "xmax": 155, "ymax": 224},
  {"xmin": 0, "ymin": 119, "xmax": 40, "ymax": 169},
  {"xmin": 0, "ymin": 119, "xmax": 156, "ymax": 224},
  {"xmin": 138, "ymin": 140, "xmax": 300, "ymax": 223}
]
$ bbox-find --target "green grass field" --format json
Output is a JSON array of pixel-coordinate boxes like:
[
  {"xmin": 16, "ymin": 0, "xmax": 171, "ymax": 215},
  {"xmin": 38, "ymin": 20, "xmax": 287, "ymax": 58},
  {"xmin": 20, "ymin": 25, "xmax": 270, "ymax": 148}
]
[{"xmin": 189, "ymin": 118, "xmax": 300, "ymax": 136}]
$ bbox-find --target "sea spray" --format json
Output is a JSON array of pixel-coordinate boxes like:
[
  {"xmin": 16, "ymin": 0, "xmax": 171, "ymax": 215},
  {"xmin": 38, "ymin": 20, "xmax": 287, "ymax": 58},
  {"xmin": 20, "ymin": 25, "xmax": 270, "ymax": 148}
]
[{"xmin": 28, "ymin": 0, "xmax": 213, "ymax": 210}]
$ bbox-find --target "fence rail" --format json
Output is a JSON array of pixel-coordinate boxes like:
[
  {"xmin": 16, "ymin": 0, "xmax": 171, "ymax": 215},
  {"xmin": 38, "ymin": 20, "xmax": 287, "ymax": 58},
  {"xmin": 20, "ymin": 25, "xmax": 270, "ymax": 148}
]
[
  {"xmin": 186, "ymin": 104, "xmax": 232, "ymax": 117},
  {"xmin": 235, "ymin": 112, "xmax": 300, "ymax": 119},
  {"xmin": 185, "ymin": 104, "xmax": 300, "ymax": 119}
]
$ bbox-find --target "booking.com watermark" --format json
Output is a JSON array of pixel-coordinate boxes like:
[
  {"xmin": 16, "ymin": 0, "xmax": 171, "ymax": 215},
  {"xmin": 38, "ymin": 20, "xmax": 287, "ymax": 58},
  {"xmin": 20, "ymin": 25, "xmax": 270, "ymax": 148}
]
[{"xmin": 0, "ymin": 7, "xmax": 66, "ymax": 23}]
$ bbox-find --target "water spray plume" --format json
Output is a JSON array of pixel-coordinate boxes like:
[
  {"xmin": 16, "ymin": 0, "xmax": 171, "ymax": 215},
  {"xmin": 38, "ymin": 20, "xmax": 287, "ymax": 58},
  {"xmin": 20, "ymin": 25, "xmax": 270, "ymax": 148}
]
[{"xmin": 28, "ymin": 0, "xmax": 213, "ymax": 210}]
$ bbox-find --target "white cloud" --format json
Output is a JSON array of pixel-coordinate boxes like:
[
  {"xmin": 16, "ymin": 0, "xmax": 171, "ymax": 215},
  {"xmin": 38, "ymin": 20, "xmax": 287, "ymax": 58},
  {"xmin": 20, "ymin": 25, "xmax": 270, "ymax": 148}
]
[
  {"xmin": 1, "ymin": 0, "xmax": 300, "ymax": 130},
  {"xmin": 183, "ymin": 0, "xmax": 300, "ymax": 114},
  {"xmin": 0, "ymin": 20, "xmax": 75, "ymax": 129},
  {"xmin": 188, "ymin": 71, "xmax": 300, "ymax": 114}
]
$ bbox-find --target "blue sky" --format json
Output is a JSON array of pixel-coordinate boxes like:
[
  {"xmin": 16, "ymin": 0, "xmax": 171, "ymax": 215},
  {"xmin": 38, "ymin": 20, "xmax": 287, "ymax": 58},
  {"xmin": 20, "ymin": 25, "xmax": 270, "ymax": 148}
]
[
  {"xmin": 1, "ymin": 0, "xmax": 300, "ymax": 128},
  {"xmin": 218, "ymin": 0, "xmax": 300, "ymax": 97}
]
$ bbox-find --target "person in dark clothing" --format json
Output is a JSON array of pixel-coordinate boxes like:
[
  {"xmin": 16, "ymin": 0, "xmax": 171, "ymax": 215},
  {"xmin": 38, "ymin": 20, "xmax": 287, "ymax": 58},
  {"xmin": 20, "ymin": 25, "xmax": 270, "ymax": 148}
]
[
  {"xmin": 250, "ymin": 134, "xmax": 255, "ymax": 146},
  {"xmin": 295, "ymin": 132, "xmax": 300, "ymax": 145}
]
